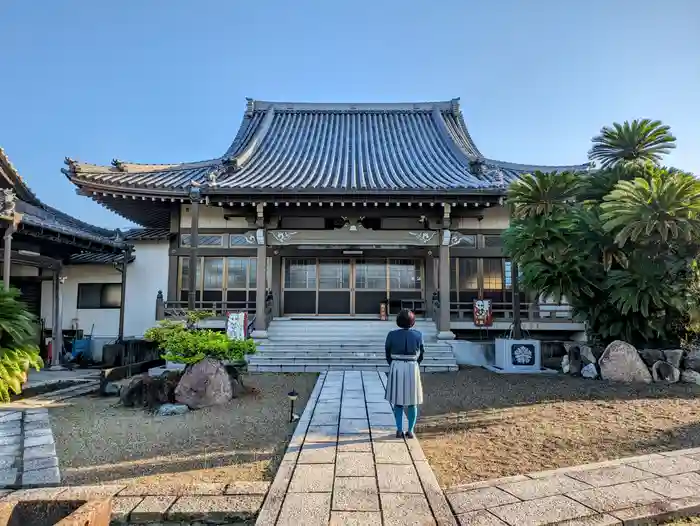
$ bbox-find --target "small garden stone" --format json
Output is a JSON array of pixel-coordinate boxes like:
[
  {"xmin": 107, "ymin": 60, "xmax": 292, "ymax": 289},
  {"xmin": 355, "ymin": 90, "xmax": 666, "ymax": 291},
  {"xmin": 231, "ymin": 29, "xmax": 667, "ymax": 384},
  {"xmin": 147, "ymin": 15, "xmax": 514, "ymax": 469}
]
[
  {"xmin": 156, "ymin": 403, "xmax": 190, "ymax": 416},
  {"xmin": 681, "ymin": 369, "xmax": 700, "ymax": 385},
  {"xmin": 581, "ymin": 363, "xmax": 597, "ymax": 379},
  {"xmin": 103, "ymin": 382, "xmax": 121, "ymax": 396},
  {"xmin": 651, "ymin": 361, "xmax": 680, "ymax": 383},
  {"xmin": 638, "ymin": 349, "xmax": 665, "ymax": 368},
  {"xmin": 663, "ymin": 349, "xmax": 684, "ymax": 369},
  {"xmin": 683, "ymin": 347, "xmax": 700, "ymax": 372}
]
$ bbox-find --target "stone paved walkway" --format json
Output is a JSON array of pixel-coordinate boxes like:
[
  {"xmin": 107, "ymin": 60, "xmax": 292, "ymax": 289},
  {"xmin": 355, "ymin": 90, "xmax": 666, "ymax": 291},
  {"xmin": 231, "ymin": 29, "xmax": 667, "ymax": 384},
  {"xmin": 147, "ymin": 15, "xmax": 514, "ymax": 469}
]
[{"xmin": 256, "ymin": 370, "xmax": 456, "ymax": 526}]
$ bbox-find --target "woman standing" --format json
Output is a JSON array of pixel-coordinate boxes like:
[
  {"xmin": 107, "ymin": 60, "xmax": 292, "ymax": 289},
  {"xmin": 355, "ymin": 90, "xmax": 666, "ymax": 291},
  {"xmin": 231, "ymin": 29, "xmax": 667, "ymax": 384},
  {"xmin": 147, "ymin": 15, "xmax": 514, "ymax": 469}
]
[{"xmin": 384, "ymin": 309, "xmax": 424, "ymax": 439}]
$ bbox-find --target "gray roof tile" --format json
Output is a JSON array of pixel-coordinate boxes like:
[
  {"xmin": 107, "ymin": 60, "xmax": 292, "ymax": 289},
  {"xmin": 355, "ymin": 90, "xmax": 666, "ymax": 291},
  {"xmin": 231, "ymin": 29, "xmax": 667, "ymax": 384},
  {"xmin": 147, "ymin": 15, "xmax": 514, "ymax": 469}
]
[{"xmin": 64, "ymin": 98, "xmax": 588, "ymax": 194}]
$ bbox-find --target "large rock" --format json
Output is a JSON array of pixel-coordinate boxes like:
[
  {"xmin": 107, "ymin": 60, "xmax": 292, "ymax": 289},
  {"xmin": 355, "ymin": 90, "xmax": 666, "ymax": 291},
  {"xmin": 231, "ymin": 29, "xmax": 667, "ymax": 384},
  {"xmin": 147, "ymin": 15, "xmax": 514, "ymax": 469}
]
[
  {"xmin": 599, "ymin": 340, "xmax": 653, "ymax": 384},
  {"xmin": 120, "ymin": 375, "xmax": 146, "ymax": 407},
  {"xmin": 567, "ymin": 346, "xmax": 582, "ymax": 375},
  {"xmin": 175, "ymin": 358, "xmax": 233, "ymax": 409},
  {"xmin": 638, "ymin": 349, "xmax": 665, "ymax": 368},
  {"xmin": 651, "ymin": 361, "xmax": 680, "ymax": 383},
  {"xmin": 681, "ymin": 369, "xmax": 700, "ymax": 385},
  {"xmin": 684, "ymin": 347, "xmax": 700, "ymax": 372},
  {"xmin": 663, "ymin": 349, "xmax": 684, "ymax": 369},
  {"xmin": 144, "ymin": 370, "xmax": 183, "ymax": 408}
]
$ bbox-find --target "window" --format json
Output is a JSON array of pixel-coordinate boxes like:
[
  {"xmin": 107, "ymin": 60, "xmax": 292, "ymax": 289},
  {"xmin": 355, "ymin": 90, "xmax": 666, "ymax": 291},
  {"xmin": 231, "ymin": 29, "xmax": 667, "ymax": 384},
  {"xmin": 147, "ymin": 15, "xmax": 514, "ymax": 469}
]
[
  {"xmin": 229, "ymin": 233, "xmax": 255, "ymax": 246},
  {"xmin": 77, "ymin": 283, "xmax": 122, "ymax": 309},
  {"xmin": 389, "ymin": 259, "xmax": 421, "ymax": 290},
  {"xmin": 180, "ymin": 234, "xmax": 224, "ymax": 247},
  {"xmin": 284, "ymin": 259, "xmax": 317, "ymax": 289},
  {"xmin": 483, "ymin": 259, "xmax": 504, "ymax": 290},
  {"xmin": 483, "ymin": 235, "xmax": 504, "ymax": 248}
]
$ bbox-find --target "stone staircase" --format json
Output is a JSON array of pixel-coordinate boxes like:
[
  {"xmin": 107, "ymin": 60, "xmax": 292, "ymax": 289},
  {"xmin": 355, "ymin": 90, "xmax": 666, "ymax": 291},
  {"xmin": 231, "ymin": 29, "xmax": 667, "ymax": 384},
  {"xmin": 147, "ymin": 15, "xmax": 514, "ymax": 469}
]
[{"xmin": 247, "ymin": 318, "xmax": 458, "ymax": 373}]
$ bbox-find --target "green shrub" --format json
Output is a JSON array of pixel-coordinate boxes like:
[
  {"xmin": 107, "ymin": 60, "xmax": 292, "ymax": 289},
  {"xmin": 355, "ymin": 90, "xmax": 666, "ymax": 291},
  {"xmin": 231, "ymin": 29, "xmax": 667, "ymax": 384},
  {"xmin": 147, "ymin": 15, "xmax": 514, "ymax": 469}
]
[
  {"xmin": 0, "ymin": 288, "xmax": 43, "ymax": 402},
  {"xmin": 144, "ymin": 320, "xmax": 256, "ymax": 365}
]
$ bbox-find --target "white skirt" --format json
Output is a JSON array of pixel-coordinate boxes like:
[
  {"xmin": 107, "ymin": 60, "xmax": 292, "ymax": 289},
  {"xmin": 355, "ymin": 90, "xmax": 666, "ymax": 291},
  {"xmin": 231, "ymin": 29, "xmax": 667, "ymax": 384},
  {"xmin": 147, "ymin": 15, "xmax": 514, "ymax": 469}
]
[{"xmin": 385, "ymin": 360, "xmax": 423, "ymax": 407}]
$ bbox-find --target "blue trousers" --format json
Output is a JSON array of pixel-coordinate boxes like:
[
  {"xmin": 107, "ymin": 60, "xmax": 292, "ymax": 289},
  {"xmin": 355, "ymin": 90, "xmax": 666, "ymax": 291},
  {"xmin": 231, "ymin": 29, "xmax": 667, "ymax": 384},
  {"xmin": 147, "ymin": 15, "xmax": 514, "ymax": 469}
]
[{"xmin": 393, "ymin": 404, "xmax": 418, "ymax": 433}]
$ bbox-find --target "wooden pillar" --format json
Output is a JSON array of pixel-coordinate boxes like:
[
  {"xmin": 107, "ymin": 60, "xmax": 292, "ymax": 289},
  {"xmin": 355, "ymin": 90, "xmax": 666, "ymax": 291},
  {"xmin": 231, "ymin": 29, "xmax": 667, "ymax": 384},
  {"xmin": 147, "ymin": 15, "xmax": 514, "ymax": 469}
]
[
  {"xmin": 117, "ymin": 247, "xmax": 131, "ymax": 341},
  {"xmin": 437, "ymin": 204, "xmax": 455, "ymax": 339},
  {"xmin": 51, "ymin": 270, "xmax": 64, "ymax": 367},
  {"xmin": 512, "ymin": 261, "xmax": 522, "ymax": 339},
  {"xmin": 187, "ymin": 188, "xmax": 201, "ymax": 311},
  {"xmin": 2, "ymin": 225, "xmax": 13, "ymax": 291},
  {"xmin": 253, "ymin": 239, "xmax": 268, "ymax": 338}
]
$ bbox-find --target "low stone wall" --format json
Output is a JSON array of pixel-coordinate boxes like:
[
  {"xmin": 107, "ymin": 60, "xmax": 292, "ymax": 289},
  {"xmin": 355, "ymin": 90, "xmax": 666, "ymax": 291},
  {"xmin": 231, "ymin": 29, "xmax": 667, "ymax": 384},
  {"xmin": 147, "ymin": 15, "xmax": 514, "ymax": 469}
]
[{"xmin": 0, "ymin": 481, "xmax": 269, "ymax": 525}]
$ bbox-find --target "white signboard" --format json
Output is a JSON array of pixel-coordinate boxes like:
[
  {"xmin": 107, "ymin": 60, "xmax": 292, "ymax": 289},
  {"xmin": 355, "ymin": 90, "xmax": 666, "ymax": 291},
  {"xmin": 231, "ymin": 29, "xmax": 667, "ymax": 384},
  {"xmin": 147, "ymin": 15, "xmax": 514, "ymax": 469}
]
[{"xmin": 226, "ymin": 312, "xmax": 247, "ymax": 341}]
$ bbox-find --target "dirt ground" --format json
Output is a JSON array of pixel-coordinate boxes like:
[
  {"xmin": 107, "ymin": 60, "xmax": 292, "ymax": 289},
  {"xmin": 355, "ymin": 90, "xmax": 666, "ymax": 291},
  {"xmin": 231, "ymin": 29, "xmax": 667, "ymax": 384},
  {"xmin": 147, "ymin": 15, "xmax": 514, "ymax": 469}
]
[
  {"xmin": 418, "ymin": 368, "xmax": 700, "ymax": 489},
  {"xmin": 51, "ymin": 373, "xmax": 317, "ymax": 486}
]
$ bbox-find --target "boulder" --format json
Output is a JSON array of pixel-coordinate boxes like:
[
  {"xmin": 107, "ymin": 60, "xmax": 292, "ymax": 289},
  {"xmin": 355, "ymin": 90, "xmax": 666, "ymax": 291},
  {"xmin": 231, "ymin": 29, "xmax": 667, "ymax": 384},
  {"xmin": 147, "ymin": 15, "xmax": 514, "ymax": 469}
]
[
  {"xmin": 681, "ymin": 369, "xmax": 700, "ymax": 385},
  {"xmin": 103, "ymin": 382, "xmax": 121, "ymax": 397},
  {"xmin": 651, "ymin": 361, "xmax": 680, "ymax": 383},
  {"xmin": 567, "ymin": 346, "xmax": 582, "ymax": 375},
  {"xmin": 156, "ymin": 403, "xmax": 190, "ymax": 416},
  {"xmin": 684, "ymin": 347, "xmax": 700, "ymax": 372},
  {"xmin": 561, "ymin": 355, "xmax": 570, "ymax": 374},
  {"xmin": 580, "ymin": 346, "xmax": 596, "ymax": 366},
  {"xmin": 581, "ymin": 363, "xmax": 598, "ymax": 379},
  {"xmin": 144, "ymin": 370, "xmax": 183, "ymax": 408},
  {"xmin": 119, "ymin": 375, "xmax": 146, "ymax": 407},
  {"xmin": 175, "ymin": 358, "xmax": 233, "ymax": 409},
  {"xmin": 663, "ymin": 349, "xmax": 684, "ymax": 369},
  {"xmin": 638, "ymin": 349, "xmax": 665, "ymax": 368},
  {"xmin": 599, "ymin": 340, "xmax": 653, "ymax": 384}
]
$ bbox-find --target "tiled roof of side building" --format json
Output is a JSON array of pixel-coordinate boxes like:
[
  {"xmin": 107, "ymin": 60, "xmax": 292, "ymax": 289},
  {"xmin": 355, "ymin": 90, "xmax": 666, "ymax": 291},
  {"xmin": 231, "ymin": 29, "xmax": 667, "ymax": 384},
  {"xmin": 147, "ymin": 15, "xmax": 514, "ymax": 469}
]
[{"xmin": 63, "ymin": 98, "xmax": 589, "ymax": 195}]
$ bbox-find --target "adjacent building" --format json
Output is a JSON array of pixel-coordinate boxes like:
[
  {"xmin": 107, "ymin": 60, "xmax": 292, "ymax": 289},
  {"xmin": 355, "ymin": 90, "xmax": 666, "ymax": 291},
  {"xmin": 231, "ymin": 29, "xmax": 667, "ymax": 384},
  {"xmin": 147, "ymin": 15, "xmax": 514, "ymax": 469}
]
[{"xmin": 61, "ymin": 98, "xmax": 587, "ymax": 344}]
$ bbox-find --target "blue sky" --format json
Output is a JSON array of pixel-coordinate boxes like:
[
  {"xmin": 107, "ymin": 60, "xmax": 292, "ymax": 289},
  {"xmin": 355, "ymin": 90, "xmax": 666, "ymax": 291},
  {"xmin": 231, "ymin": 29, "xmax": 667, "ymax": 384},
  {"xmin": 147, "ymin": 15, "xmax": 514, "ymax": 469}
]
[{"xmin": 2, "ymin": 0, "xmax": 698, "ymax": 229}]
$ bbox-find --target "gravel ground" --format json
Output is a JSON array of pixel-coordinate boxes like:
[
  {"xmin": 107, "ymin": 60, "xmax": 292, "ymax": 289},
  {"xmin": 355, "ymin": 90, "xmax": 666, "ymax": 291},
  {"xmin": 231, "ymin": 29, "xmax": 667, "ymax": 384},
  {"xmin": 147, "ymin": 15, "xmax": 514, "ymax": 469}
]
[
  {"xmin": 665, "ymin": 519, "xmax": 700, "ymax": 524},
  {"xmin": 418, "ymin": 368, "xmax": 700, "ymax": 488},
  {"xmin": 51, "ymin": 373, "xmax": 317, "ymax": 486}
]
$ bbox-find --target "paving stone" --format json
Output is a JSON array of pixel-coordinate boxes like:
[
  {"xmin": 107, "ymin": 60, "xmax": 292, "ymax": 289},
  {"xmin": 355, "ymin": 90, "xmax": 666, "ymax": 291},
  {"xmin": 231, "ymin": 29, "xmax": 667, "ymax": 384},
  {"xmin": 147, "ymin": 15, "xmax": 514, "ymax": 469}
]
[
  {"xmin": 110, "ymin": 496, "xmax": 144, "ymax": 523},
  {"xmin": 498, "ymin": 474, "xmax": 592, "ymax": 500},
  {"xmin": 567, "ymin": 465, "xmax": 654, "ymax": 487},
  {"xmin": 23, "ymin": 456, "xmax": 58, "ymax": 472},
  {"xmin": 23, "ymin": 428, "xmax": 52, "ymax": 438},
  {"xmin": 255, "ymin": 461, "xmax": 295, "ymax": 526},
  {"xmin": 370, "ymin": 427, "xmax": 400, "ymax": 440},
  {"xmin": 0, "ymin": 413, "xmax": 21, "ymax": 423},
  {"xmin": 0, "ymin": 457, "xmax": 14, "ymax": 470},
  {"xmin": 299, "ymin": 442, "xmax": 337, "ymax": 464},
  {"xmin": 456, "ymin": 510, "xmax": 508, "ymax": 526},
  {"xmin": 0, "ymin": 427, "xmax": 20, "ymax": 439},
  {"xmin": 337, "ymin": 434, "xmax": 373, "ymax": 453},
  {"xmin": 288, "ymin": 464, "xmax": 334, "ymax": 493},
  {"xmin": 23, "ymin": 433, "xmax": 55, "ymax": 448},
  {"xmin": 60, "ymin": 484, "xmax": 126, "ymax": 500},
  {"xmin": 22, "ymin": 443, "xmax": 56, "ymax": 460},
  {"xmin": 22, "ymin": 421, "xmax": 52, "ymax": 432},
  {"xmin": 341, "ymin": 406, "xmax": 369, "ymax": 420},
  {"xmin": 224, "ymin": 481, "xmax": 269, "ymax": 495},
  {"xmin": 447, "ymin": 476, "xmax": 532, "ymax": 493},
  {"xmin": 491, "ymin": 495, "xmax": 596, "ymax": 526},
  {"xmin": 24, "ymin": 408, "xmax": 48, "ymax": 415},
  {"xmin": 331, "ymin": 511, "xmax": 382, "ymax": 525},
  {"xmin": 333, "ymin": 477, "xmax": 379, "ymax": 511},
  {"xmin": 405, "ymin": 438, "xmax": 427, "ymax": 462},
  {"xmin": 366, "ymin": 402, "xmax": 393, "ymax": 414},
  {"xmin": 282, "ymin": 443, "xmax": 301, "ymax": 462},
  {"xmin": 639, "ymin": 473, "xmax": 700, "ymax": 499},
  {"xmin": 315, "ymin": 403, "xmax": 341, "ymax": 414},
  {"xmin": 119, "ymin": 482, "xmax": 226, "ymax": 496},
  {"xmin": 339, "ymin": 419, "xmax": 370, "ymax": 435},
  {"xmin": 381, "ymin": 492, "xmax": 435, "ymax": 526},
  {"xmin": 310, "ymin": 412, "xmax": 340, "ymax": 426},
  {"xmin": 23, "ymin": 412, "xmax": 49, "ymax": 423},
  {"xmin": 369, "ymin": 413, "xmax": 397, "ymax": 427},
  {"xmin": 609, "ymin": 495, "xmax": 700, "ymax": 524},
  {"xmin": 413, "ymin": 460, "xmax": 457, "ymax": 526},
  {"xmin": 0, "ymin": 436, "xmax": 20, "ymax": 448},
  {"xmin": 447, "ymin": 487, "xmax": 520, "ymax": 514},
  {"xmin": 373, "ymin": 442, "xmax": 412, "ymax": 464},
  {"xmin": 552, "ymin": 515, "xmax": 623, "ymax": 525},
  {"xmin": 277, "ymin": 492, "xmax": 331, "ymax": 526},
  {"xmin": 167, "ymin": 494, "xmax": 263, "ymax": 522},
  {"xmin": 130, "ymin": 495, "xmax": 177, "ymax": 522},
  {"xmin": 376, "ymin": 464, "xmax": 423, "ymax": 493},
  {"xmin": 0, "ymin": 445, "xmax": 19, "ymax": 457},
  {"xmin": 343, "ymin": 398, "xmax": 367, "ymax": 408},
  {"xmin": 0, "ymin": 469, "xmax": 17, "ymax": 487},
  {"xmin": 20, "ymin": 467, "xmax": 59, "ymax": 486},
  {"xmin": 305, "ymin": 426, "xmax": 338, "ymax": 443},
  {"xmin": 3, "ymin": 486, "xmax": 67, "ymax": 500},
  {"xmin": 336, "ymin": 452, "xmax": 374, "ymax": 477},
  {"xmin": 628, "ymin": 455, "xmax": 700, "ymax": 476},
  {"xmin": 568, "ymin": 481, "xmax": 665, "ymax": 512}
]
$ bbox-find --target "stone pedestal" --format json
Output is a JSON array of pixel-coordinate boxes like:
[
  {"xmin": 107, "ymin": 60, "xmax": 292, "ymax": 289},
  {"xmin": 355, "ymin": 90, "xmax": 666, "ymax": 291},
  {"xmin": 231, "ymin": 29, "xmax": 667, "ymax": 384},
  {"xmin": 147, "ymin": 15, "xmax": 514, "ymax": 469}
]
[
  {"xmin": 436, "ymin": 331, "xmax": 455, "ymax": 340},
  {"xmin": 251, "ymin": 330, "xmax": 268, "ymax": 340}
]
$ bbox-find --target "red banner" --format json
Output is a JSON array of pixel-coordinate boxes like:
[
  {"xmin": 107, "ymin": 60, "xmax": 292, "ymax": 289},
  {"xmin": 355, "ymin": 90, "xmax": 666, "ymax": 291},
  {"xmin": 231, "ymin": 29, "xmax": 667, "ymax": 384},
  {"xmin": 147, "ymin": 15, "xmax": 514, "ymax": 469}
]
[{"xmin": 473, "ymin": 299, "xmax": 493, "ymax": 327}]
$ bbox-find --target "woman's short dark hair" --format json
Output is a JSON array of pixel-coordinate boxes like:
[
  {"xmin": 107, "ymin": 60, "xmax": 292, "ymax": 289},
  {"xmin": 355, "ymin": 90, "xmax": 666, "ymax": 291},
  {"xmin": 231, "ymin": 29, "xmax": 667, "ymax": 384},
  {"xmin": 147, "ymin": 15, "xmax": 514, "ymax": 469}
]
[{"xmin": 396, "ymin": 309, "xmax": 415, "ymax": 329}]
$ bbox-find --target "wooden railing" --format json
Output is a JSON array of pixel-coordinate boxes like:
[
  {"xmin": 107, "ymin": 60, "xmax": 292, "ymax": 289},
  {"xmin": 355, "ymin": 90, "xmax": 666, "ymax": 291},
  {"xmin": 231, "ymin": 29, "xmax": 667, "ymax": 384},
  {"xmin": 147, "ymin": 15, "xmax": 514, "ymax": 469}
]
[
  {"xmin": 450, "ymin": 301, "xmax": 576, "ymax": 323},
  {"xmin": 154, "ymin": 290, "xmax": 274, "ymax": 327}
]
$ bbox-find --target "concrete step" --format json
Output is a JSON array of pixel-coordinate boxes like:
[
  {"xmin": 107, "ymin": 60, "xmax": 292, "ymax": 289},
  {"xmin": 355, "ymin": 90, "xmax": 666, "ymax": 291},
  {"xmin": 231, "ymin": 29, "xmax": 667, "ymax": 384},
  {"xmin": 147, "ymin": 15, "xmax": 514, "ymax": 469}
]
[
  {"xmin": 247, "ymin": 356, "xmax": 457, "ymax": 365},
  {"xmin": 248, "ymin": 364, "xmax": 458, "ymax": 373},
  {"xmin": 256, "ymin": 342, "xmax": 450, "ymax": 349}
]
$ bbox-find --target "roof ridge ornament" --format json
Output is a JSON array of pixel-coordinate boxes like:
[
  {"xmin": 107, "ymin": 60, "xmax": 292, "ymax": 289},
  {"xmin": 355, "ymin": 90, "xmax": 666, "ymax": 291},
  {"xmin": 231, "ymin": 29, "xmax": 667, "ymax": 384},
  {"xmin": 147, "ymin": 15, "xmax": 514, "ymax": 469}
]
[
  {"xmin": 111, "ymin": 159, "xmax": 127, "ymax": 172},
  {"xmin": 64, "ymin": 157, "xmax": 79, "ymax": 172},
  {"xmin": 245, "ymin": 98, "xmax": 255, "ymax": 117},
  {"xmin": 450, "ymin": 98, "xmax": 461, "ymax": 117}
]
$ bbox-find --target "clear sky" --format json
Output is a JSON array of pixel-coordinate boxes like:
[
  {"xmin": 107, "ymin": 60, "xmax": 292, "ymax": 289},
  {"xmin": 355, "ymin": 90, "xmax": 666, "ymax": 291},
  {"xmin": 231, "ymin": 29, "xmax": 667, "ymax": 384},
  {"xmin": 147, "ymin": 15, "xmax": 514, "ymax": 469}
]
[{"xmin": 1, "ymin": 0, "xmax": 698, "ymax": 229}]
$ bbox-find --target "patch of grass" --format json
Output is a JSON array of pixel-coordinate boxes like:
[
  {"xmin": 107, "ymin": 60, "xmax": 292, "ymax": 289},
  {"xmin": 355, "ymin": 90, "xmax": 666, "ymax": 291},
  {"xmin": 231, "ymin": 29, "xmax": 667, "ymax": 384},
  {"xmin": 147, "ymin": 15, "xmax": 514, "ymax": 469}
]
[
  {"xmin": 418, "ymin": 368, "xmax": 700, "ymax": 488},
  {"xmin": 51, "ymin": 373, "xmax": 317, "ymax": 486}
]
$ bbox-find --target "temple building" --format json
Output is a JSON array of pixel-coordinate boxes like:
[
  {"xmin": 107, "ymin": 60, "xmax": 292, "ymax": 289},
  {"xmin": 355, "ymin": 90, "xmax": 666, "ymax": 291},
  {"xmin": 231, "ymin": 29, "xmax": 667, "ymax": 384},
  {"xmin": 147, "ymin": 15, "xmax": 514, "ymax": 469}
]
[{"xmin": 61, "ymin": 98, "xmax": 587, "ymax": 371}]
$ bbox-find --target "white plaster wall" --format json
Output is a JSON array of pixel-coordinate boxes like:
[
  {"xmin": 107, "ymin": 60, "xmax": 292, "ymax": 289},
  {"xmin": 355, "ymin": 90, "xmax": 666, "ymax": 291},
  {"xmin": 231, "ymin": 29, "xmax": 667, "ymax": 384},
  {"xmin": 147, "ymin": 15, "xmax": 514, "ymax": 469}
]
[
  {"xmin": 456, "ymin": 207, "xmax": 510, "ymax": 230},
  {"xmin": 10, "ymin": 264, "xmax": 39, "ymax": 277},
  {"xmin": 180, "ymin": 204, "xmax": 248, "ymax": 229},
  {"xmin": 41, "ymin": 240, "xmax": 169, "ymax": 341}
]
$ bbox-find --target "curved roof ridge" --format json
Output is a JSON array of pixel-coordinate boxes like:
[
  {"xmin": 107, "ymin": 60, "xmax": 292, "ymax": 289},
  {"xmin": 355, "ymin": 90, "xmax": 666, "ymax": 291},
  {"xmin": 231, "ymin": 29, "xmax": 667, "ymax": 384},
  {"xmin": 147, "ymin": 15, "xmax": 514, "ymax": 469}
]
[{"xmin": 485, "ymin": 157, "xmax": 590, "ymax": 172}]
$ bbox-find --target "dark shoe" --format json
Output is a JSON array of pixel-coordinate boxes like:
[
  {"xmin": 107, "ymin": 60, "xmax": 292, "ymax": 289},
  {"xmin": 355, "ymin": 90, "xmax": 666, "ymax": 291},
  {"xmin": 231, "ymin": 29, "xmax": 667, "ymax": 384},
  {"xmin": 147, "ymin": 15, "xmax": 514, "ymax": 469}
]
[
  {"xmin": 395, "ymin": 431, "xmax": 404, "ymax": 439},
  {"xmin": 405, "ymin": 431, "xmax": 415, "ymax": 439}
]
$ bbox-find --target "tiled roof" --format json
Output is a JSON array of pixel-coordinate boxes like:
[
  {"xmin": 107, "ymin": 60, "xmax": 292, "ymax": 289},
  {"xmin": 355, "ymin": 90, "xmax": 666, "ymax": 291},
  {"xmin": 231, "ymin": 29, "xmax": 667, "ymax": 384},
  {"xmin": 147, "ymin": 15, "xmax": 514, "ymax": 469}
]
[
  {"xmin": 64, "ymin": 98, "xmax": 588, "ymax": 195},
  {"xmin": 69, "ymin": 251, "xmax": 135, "ymax": 265},
  {"xmin": 122, "ymin": 227, "xmax": 170, "ymax": 240}
]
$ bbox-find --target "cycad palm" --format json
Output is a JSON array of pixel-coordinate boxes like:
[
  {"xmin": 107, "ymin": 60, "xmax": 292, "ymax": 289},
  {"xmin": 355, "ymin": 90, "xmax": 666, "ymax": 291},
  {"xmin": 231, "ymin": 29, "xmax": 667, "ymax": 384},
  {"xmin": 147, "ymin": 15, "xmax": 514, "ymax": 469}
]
[
  {"xmin": 507, "ymin": 170, "xmax": 580, "ymax": 219},
  {"xmin": 588, "ymin": 119, "xmax": 676, "ymax": 168},
  {"xmin": 600, "ymin": 168, "xmax": 700, "ymax": 247}
]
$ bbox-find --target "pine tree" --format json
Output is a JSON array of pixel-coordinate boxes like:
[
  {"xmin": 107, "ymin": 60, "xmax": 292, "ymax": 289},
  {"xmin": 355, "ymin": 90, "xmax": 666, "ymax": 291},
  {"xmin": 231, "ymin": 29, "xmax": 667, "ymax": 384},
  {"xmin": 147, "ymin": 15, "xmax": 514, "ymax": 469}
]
[{"xmin": 0, "ymin": 288, "xmax": 43, "ymax": 402}]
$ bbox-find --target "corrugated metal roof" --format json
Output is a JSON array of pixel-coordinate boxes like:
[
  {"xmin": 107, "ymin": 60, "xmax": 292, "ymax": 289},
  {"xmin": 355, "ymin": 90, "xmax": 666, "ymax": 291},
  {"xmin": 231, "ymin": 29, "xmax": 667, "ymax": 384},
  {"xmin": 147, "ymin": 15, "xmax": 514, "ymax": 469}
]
[{"xmin": 64, "ymin": 98, "xmax": 589, "ymax": 194}]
